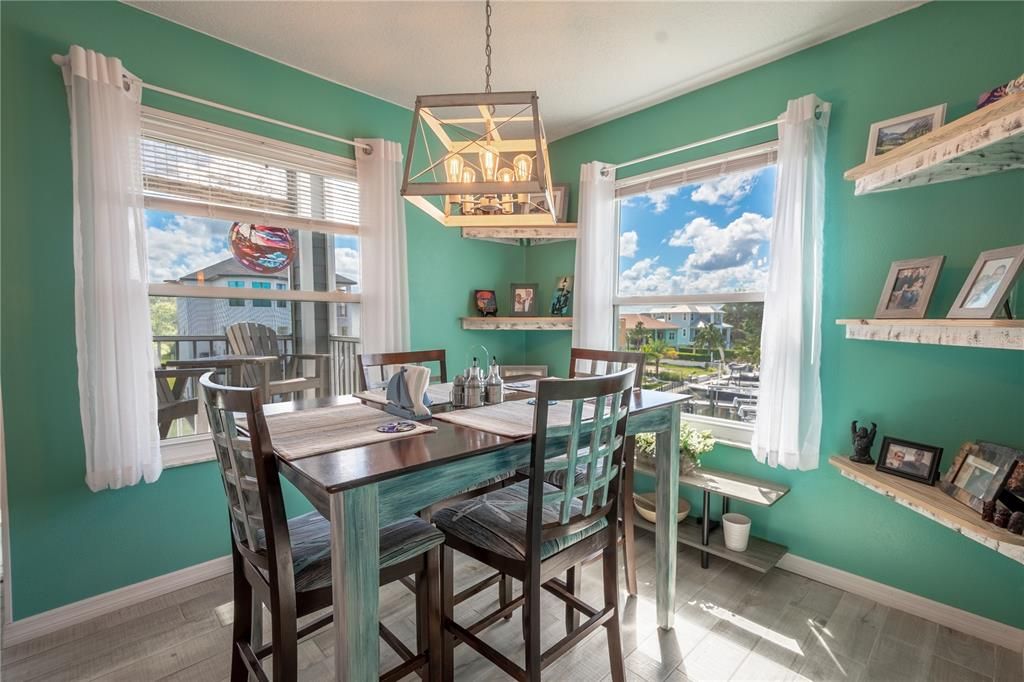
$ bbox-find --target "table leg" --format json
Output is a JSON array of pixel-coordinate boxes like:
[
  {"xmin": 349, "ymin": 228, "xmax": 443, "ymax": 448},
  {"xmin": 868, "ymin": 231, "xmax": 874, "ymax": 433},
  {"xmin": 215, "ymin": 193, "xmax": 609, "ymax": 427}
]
[
  {"xmin": 655, "ymin": 403, "xmax": 681, "ymax": 630},
  {"xmin": 330, "ymin": 484, "xmax": 380, "ymax": 680},
  {"xmin": 701, "ymin": 490, "xmax": 712, "ymax": 569}
]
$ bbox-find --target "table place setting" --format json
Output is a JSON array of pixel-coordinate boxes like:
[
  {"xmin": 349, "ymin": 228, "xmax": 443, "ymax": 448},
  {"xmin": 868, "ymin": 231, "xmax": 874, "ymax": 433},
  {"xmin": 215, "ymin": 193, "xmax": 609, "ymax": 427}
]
[{"xmin": 261, "ymin": 403, "xmax": 437, "ymax": 460}]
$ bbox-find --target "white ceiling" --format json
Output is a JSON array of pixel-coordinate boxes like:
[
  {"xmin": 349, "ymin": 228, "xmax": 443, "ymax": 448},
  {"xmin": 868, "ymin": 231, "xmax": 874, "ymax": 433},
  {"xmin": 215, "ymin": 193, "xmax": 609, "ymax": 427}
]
[{"xmin": 129, "ymin": 1, "xmax": 919, "ymax": 140}]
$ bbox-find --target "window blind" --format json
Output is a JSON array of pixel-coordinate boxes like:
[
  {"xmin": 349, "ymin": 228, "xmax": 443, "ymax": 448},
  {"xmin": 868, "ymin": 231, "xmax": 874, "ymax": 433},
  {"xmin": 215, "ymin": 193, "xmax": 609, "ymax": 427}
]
[
  {"xmin": 615, "ymin": 141, "xmax": 777, "ymax": 200},
  {"xmin": 141, "ymin": 108, "xmax": 359, "ymax": 234}
]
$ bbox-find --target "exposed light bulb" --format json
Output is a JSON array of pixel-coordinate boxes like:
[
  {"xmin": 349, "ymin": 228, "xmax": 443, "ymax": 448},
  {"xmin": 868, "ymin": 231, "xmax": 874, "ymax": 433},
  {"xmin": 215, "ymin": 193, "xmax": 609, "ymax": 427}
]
[
  {"xmin": 513, "ymin": 154, "xmax": 533, "ymax": 181},
  {"xmin": 497, "ymin": 168, "xmax": 515, "ymax": 214},
  {"xmin": 444, "ymin": 154, "xmax": 465, "ymax": 183},
  {"xmin": 461, "ymin": 167, "xmax": 477, "ymax": 215},
  {"xmin": 479, "ymin": 146, "xmax": 499, "ymax": 182}
]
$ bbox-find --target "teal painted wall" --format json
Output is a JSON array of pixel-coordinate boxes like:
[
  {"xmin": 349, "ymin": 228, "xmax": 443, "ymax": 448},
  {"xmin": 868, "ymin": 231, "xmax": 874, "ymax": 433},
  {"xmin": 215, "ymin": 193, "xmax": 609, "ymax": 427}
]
[
  {"xmin": 1, "ymin": 1, "xmax": 527, "ymax": 620},
  {"xmin": 534, "ymin": 1, "xmax": 1024, "ymax": 628}
]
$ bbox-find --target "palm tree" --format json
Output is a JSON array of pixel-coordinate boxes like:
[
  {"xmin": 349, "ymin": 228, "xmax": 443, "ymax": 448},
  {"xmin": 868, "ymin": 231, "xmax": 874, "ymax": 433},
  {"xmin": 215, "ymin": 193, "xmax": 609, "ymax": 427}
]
[
  {"xmin": 626, "ymin": 321, "xmax": 649, "ymax": 351},
  {"xmin": 641, "ymin": 338, "xmax": 670, "ymax": 376},
  {"xmin": 693, "ymin": 324, "xmax": 725, "ymax": 365}
]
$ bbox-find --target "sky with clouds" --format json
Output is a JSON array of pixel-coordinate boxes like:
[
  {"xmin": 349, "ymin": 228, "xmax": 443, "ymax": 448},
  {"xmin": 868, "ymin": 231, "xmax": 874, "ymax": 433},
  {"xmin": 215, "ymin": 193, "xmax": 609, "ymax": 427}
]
[
  {"xmin": 145, "ymin": 210, "xmax": 361, "ymax": 287},
  {"xmin": 617, "ymin": 165, "xmax": 775, "ymax": 297}
]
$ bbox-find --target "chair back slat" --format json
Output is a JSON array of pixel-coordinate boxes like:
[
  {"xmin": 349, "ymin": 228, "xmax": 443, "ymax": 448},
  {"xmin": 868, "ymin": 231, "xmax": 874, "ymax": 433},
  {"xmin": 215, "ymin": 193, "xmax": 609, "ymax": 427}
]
[
  {"xmin": 569, "ymin": 347, "xmax": 645, "ymax": 389},
  {"xmin": 201, "ymin": 372, "xmax": 294, "ymax": 580},
  {"xmin": 357, "ymin": 350, "xmax": 448, "ymax": 391},
  {"xmin": 527, "ymin": 369, "xmax": 633, "ymax": 553}
]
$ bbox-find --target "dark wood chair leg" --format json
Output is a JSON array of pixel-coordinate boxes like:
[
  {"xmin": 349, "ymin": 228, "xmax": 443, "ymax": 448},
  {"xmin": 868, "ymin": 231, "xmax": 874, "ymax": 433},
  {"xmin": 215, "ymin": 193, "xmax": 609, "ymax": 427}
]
[
  {"xmin": 565, "ymin": 566, "xmax": 581, "ymax": 635},
  {"xmin": 416, "ymin": 557, "xmax": 429, "ymax": 676},
  {"xmin": 427, "ymin": 546, "xmax": 444, "ymax": 682},
  {"xmin": 230, "ymin": 548, "xmax": 253, "ymax": 682},
  {"xmin": 603, "ymin": 541, "xmax": 626, "ymax": 682},
  {"xmin": 622, "ymin": 436, "xmax": 639, "ymax": 597},
  {"xmin": 441, "ymin": 546, "xmax": 456, "ymax": 682},
  {"xmin": 270, "ymin": 593, "xmax": 298, "ymax": 682},
  {"xmin": 524, "ymin": 568, "xmax": 542, "ymax": 682},
  {"xmin": 499, "ymin": 574, "xmax": 514, "ymax": 620}
]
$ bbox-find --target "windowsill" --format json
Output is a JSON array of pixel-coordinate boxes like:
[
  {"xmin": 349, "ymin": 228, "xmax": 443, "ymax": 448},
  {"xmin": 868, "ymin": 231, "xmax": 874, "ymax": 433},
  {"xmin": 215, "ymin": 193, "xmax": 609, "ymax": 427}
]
[
  {"xmin": 680, "ymin": 413, "xmax": 753, "ymax": 450},
  {"xmin": 161, "ymin": 436, "xmax": 216, "ymax": 469}
]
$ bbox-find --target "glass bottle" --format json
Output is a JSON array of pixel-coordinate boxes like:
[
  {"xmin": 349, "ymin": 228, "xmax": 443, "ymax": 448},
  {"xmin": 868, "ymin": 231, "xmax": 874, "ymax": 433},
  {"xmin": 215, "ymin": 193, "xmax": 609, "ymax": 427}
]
[
  {"xmin": 485, "ymin": 356, "xmax": 504, "ymax": 404},
  {"xmin": 465, "ymin": 357, "xmax": 484, "ymax": 408}
]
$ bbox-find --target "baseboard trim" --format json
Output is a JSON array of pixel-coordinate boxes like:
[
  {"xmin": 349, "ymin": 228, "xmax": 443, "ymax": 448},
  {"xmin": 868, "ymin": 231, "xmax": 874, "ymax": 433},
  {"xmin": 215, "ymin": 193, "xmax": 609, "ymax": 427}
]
[
  {"xmin": 2, "ymin": 555, "xmax": 231, "ymax": 647},
  {"xmin": 778, "ymin": 553, "xmax": 1024, "ymax": 653}
]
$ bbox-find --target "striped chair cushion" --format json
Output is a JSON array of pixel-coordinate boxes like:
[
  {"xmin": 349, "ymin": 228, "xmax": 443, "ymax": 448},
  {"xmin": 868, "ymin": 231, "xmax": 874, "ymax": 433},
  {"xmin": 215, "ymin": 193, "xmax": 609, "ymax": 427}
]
[
  {"xmin": 433, "ymin": 481, "xmax": 608, "ymax": 561},
  {"xmin": 517, "ymin": 454, "xmax": 605, "ymax": 489},
  {"xmin": 261, "ymin": 512, "xmax": 444, "ymax": 592}
]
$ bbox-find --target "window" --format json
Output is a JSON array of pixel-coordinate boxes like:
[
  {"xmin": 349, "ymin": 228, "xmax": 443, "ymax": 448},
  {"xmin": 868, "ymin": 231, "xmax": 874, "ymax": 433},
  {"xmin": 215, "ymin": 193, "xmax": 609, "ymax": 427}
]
[
  {"xmin": 144, "ymin": 109, "xmax": 363, "ymax": 451},
  {"xmin": 615, "ymin": 142, "xmax": 776, "ymax": 443}
]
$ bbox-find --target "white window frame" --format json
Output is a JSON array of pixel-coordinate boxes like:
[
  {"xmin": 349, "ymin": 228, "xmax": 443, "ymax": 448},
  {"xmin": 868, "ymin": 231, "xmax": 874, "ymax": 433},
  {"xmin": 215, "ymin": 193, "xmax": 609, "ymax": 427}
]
[
  {"xmin": 613, "ymin": 142, "xmax": 778, "ymax": 446},
  {"xmin": 145, "ymin": 108, "xmax": 362, "ymax": 466}
]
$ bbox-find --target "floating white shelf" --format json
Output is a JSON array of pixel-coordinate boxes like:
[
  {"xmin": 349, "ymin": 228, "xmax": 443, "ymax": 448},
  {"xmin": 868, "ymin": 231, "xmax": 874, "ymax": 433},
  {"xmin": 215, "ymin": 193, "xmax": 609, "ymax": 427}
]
[
  {"xmin": 836, "ymin": 319, "xmax": 1024, "ymax": 351},
  {"xmin": 461, "ymin": 316, "xmax": 572, "ymax": 331},
  {"xmin": 844, "ymin": 93, "xmax": 1024, "ymax": 195},
  {"xmin": 461, "ymin": 223, "xmax": 577, "ymax": 246},
  {"xmin": 830, "ymin": 457, "xmax": 1024, "ymax": 566}
]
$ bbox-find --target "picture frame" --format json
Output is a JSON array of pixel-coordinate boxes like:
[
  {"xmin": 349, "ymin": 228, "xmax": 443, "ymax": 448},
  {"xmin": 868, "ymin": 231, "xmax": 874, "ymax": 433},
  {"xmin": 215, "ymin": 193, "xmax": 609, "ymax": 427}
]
[
  {"xmin": 550, "ymin": 275, "xmax": 573, "ymax": 316},
  {"xmin": 947, "ymin": 244, "xmax": 1024, "ymax": 319},
  {"xmin": 527, "ymin": 184, "xmax": 569, "ymax": 222},
  {"xmin": 874, "ymin": 256, "xmax": 945, "ymax": 319},
  {"xmin": 875, "ymin": 436, "xmax": 943, "ymax": 485},
  {"xmin": 509, "ymin": 282, "xmax": 539, "ymax": 316},
  {"xmin": 938, "ymin": 441, "xmax": 1020, "ymax": 513},
  {"xmin": 473, "ymin": 289, "xmax": 497, "ymax": 317},
  {"xmin": 865, "ymin": 104, "xmax": 946, "ymax": 161}
]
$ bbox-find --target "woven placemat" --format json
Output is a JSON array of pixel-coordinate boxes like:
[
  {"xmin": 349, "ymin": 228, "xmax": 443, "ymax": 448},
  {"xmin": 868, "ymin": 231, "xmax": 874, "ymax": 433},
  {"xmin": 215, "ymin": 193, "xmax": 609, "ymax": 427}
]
[{"xmin": 430, "ymin": 399, "xmax": 595, "ymax": 439}]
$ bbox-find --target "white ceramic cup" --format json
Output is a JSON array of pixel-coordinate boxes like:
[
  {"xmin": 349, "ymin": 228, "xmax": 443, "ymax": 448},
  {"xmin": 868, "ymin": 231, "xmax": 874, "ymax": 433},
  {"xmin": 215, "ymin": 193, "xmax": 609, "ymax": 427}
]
[{"xmin": 722, "ymin": 513, "xmax": 751, "ymax": 552}]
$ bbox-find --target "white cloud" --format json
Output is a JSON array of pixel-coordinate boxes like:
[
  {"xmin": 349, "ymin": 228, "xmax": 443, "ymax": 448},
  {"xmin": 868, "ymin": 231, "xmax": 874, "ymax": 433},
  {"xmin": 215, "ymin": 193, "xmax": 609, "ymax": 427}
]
[
  {"xmin": 618, "ymin": 257, "xmax": 680, "ymax": 297},
  {"xmin": 669, "ymin": 212, "xmax": 771, "ymax": 271},
  {"xmin": 146, "ymin": 215, "xmax": 231, "ymax": 282},
  {"xmin": 619, "ymin": 230, "xmax": 638, "ymax": 258},
  {"xmin": 690, "ymin": 170, "xmax": 759, "ymax": 206},
  {"xmin": 618, "ymin": 257, "xmax": 768, "ymax": 297},
  {"xmin": 645, "ymin": 186, "xmax": 680, "ymax": 213},
  {"xmin": 335, "ymin": 246, "xmax": 361, "ymax": 285}
]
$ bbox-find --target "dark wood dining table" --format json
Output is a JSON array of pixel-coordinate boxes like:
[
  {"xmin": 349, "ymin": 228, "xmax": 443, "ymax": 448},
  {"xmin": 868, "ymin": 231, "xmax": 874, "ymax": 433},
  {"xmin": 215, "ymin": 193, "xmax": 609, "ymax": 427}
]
[{"xmin": 266, "ymin": 384, "xmax": 685, "ymax": 680}]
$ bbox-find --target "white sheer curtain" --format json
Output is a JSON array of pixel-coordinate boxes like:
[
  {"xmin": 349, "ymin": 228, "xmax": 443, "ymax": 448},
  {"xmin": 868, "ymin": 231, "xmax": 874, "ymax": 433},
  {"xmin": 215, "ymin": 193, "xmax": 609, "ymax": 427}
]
[
  {"xmin": 61, "ymin": 46, "xmax": 160, "ymax": 490},
  {"xmin": 357, "ymin": 139, "xmax": 410, "ymax": 353},
  {"xmin": 751, "ymin": 94, "xmax": 830, "ymax": 471},
  {"xmin": 572, "ymin": 161, "xmax": 617, "ymax": 349}
]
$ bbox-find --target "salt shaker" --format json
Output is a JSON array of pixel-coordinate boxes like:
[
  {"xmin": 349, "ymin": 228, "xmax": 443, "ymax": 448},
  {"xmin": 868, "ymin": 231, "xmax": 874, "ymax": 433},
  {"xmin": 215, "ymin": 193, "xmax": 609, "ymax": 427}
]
[{"xmin": 451, "ymin": 370, "xmax": 466, "ymax": 407}]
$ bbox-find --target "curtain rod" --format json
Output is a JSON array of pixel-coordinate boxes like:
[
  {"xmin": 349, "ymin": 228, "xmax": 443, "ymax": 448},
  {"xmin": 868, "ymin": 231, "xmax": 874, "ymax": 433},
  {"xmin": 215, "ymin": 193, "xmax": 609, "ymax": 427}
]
[
  {"xmin": 604, "ymin": 118, "xmax": 779, "ymax": 175},
  {"xmin": 51, "ymin": 54, "xmax": 373, "ymax": 153}
]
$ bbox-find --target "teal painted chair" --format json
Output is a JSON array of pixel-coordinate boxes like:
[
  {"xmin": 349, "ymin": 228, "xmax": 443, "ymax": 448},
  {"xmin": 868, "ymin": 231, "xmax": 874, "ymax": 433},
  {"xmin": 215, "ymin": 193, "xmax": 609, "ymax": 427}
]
[
  {"xmin": 434, "ymin": 369, "xmax": 635, "ymax": 682},
  {"xmin": 200, "ymin": 372, "xmax": 445, "ymax": 682}
]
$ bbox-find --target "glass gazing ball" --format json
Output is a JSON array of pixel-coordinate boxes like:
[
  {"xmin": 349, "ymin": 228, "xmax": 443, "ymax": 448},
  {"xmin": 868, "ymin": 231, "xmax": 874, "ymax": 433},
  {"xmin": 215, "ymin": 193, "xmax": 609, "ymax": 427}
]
[{"xmin": 229, "ymin": 223, "xmax": 295, "ymax": 274}]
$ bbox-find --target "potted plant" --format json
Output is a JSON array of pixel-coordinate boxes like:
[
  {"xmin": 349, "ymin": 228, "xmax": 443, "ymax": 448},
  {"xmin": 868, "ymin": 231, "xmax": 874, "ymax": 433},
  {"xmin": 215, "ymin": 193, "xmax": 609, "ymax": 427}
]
[{"xmin": 633, "ymin": 423, "xmax": 715, "ymax": 522}]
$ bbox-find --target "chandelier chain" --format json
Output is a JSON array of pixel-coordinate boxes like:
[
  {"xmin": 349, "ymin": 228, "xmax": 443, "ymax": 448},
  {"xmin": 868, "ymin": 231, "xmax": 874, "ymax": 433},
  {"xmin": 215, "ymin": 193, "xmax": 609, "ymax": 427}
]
[{"xmin": 484, "ymin": 0, "xmax": 493, "ymax": 93}]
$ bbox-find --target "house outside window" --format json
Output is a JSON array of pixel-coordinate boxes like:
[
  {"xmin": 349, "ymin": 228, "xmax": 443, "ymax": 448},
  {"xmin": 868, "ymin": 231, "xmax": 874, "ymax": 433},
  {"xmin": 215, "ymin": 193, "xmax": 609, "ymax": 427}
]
[
  {"xmin": 615, "ymin": 142, "xmax": 777, "ymax": 444},
  {"xmin": 144, "ymin": 108, "xmax": 362, "ymax": 455}
]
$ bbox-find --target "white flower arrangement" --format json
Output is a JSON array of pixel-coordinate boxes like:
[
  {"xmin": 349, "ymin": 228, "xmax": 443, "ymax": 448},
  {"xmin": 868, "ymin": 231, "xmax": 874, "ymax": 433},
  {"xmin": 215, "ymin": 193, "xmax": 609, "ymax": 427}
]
[{"xmin": 635, "ymin": 423, "xmax": 715, "ymax": 468}]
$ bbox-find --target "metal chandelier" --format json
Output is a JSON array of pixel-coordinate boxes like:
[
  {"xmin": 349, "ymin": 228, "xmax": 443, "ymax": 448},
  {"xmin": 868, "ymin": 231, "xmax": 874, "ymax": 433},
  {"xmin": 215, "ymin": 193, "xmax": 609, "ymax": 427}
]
[{"xmin": 400, "ymin": 0, "xmax": 556, "ymax": 227}]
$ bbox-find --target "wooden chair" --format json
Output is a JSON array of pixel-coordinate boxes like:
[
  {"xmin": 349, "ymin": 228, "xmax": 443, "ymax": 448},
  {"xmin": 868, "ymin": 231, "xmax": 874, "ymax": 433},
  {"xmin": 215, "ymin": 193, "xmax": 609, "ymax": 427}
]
[
  {"xmin": 569, "ymin": 348, "xmax": 645, "ymax": 597},
  {"xmin": 357, "ymin": 349, "xmax": 448, "ymax": 391},
  {"xmin": 199, "ymin": 373, "xmax": 444, "ymax": 682},
  {"xmin": 155, "ymin": 368, "xmax": 207, "ymax": 439},
  {"xmin": 434, "ymin": 369, "xmax": 635, "ymax": 682},
  {"xmin": 225, "ymin": 322, "xmax": 330, "ymax": 400},
  {"xmin": 500, "ymin": 365, "xmax": 549, "ymax": 378}
]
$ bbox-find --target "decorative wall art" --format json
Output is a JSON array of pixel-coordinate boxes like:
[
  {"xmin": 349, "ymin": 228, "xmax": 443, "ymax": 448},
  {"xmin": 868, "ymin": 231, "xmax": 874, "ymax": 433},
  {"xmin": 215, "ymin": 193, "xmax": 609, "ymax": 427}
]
[
  {"xmin": 938, "ymin": 441, "xmax": 1020, "ymax": 513},
  {"xmin": 874, "ymin": 256, "xmax": 944, "ymax": 319},
  {"xmin": 474, "ymin": 289, "xmax": 498, "ymax": 316},
  {"xmin": 510, "ymin": 283, "xmax": 539, "ymax": 316},
  {"xmin": 865, "ymin": 104, "xmax": 946, "ymax": 160},
  {"xmin": 550, "ymin": 276, "xmax": 573, "ymax": 316},
  {"xmin": 229, "ymin": 223, "xmax": 295, "ymax": 274},
  {"xmin": 875, "ymin": 436, "xmax": 943, "ymax": 485}
]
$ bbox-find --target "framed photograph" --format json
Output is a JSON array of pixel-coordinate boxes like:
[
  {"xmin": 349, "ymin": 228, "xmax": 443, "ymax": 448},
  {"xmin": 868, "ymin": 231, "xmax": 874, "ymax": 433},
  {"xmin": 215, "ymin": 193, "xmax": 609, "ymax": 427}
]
[
  {"xmin": 527, "ymin": 184, "xmax": 569, "ymax": 222},
  {"xmin": 938, "ymin": 441, "xmax": 1020, "ymax": 513},
  {"xmin": 947, "ymin": 244, "xmax": 1024, "ymax": 319},
  {"xmin": 874, "ymin": 256, "xmax": 945, "ymax": 319},
  {"xmin": 550, "ymin": 275, "xmax": 573, "ymax": 316},
  {"xmin": 509, "ymin": 283, "xmax": 539, "ymax": 316},
  {"xmin": 865, "ymin": 104, "xmax": 946, "ymax": 160},
  {"xmin": 875, "ymin": 437, "xmax": 943, "ymax": 485},
  {"xmin": 473, "ymin": 289, "xmax": 497, "ymax": 316}
]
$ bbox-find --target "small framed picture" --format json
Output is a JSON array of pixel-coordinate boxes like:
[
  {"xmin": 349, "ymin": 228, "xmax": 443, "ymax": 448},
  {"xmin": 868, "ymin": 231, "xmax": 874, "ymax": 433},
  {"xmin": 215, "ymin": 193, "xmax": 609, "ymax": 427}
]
[
  {"xmin": 875, "ymin": 437, "xmax": 943, "ymax": 485},
  {"xmin": 938, "ymin": 442, "xmax": 1020, "ymax": 513},
  {"xmin": 510, "ymin": 283, "xmax": 539, "ymax": 316},
  {"xmin": 550, "ymin": 275, "xmax": 573, "ymax": 316},
  {"xmin": 947, "ymin": 244, "xmax": 1024, "ymax": 319},
  {"xmin": 866, "ymin": 104, "xmax": 946, "ymax": 161},
  {"xmin": 473, "ymin": 289, "xmax": 497, "ymax": 316},
  {"xmin": 527, "ymin": 184, "xmax": 569, "ymax": 222},
  {"xmin": 874, "ymin": 256, "xmax": 945, "ymax": 319}
]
